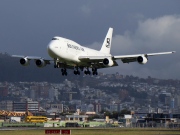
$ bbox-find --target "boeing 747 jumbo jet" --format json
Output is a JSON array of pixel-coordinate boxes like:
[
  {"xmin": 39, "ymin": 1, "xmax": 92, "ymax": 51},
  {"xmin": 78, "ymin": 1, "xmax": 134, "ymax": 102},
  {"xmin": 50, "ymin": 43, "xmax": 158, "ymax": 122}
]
[{"xmin": 13, "ymin": 27, "xmax": 175, "ymax": 76}]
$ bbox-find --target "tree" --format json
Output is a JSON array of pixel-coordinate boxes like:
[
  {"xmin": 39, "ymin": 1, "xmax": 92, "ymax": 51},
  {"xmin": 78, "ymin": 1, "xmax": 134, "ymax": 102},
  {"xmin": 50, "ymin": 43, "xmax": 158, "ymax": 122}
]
[
  {"xmin": 88, "ymin": 114, "xmax": 100, "ymax": 121},
  {"xmin": 119, "ymin": 109, "xmax": 131, "ymax": 117}
]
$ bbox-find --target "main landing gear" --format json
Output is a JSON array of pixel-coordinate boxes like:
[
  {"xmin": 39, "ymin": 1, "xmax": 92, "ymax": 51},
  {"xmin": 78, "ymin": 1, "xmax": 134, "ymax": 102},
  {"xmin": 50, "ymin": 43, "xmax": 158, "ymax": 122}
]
[
  {"xmin": 74, "ymin": 67, "xmax": 80, "ymax": 75},
  {"xmin": 54, "ymin": 63, "xmax": 58, "ymax": 68},
  {"xmin": 61, "ymin": 68, "xmax": 67, "ymax": 76},
  {"xmin": 84, "ymin": 68, "xmax": 98, "ymax": 75},
  {"xmin": 74, "ymin": 70, "xmax": 80, "ymax": 75},
  {"xmin": 84, "ymin": 70, "xmax": 91, "ymax": 75},
  {"xmin": 84, "ymin": 68, "xmax": 91, "ymax": 75},
  {"xmin": 92, "ymin": 68, "xmax": 98, "ymax": 75},
  {"xmin": 53, "ymin": 60, "xmax": 98, "ymax": 76}
]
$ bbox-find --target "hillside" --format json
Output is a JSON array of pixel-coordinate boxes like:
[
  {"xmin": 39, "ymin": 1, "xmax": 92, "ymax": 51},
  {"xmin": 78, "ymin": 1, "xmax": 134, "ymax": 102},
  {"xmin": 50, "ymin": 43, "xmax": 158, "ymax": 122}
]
[{"xmin": 0, "ymin": 53, "xmax": 78, "ymax": 82}]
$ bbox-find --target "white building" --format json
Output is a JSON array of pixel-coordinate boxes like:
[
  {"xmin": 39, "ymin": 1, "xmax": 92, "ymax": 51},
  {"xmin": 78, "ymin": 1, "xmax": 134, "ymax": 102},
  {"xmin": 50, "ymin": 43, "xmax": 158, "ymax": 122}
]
[{"xmin": 47, "ymin": 104, "xmax": 63, "ymax": 114}]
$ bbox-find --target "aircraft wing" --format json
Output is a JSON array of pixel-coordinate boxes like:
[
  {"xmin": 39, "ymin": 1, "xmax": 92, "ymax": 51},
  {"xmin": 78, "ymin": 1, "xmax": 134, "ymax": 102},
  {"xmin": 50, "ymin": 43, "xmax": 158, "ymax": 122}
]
[
  {"xmin": 12, "ymin": 55, "xmax": 52, "ymax": 64},
  {"xmin": 113, "ymin": 51, "xmax": 175, "ymax": 63},
  {"xmin": 79, "ymin": 51, "xmax": 175, "ymax": 64},
  {"xmin": 78, "ymin": 56, "xmax": 118, "ymax": 68}
]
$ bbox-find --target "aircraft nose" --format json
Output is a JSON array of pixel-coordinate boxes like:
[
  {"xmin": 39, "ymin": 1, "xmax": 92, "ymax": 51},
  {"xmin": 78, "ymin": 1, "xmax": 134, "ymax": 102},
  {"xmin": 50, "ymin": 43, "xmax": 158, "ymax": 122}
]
[
  {"xmin": 47, "ymin": 42, "xmax": 55, "ymax": 55},
  {"xmin": 47, "ymin": 43, "xmax": 52, "ymax": 50},
  {"xmin": 47, "ymin": 42, "xmax": 55, "ymax": 51}
]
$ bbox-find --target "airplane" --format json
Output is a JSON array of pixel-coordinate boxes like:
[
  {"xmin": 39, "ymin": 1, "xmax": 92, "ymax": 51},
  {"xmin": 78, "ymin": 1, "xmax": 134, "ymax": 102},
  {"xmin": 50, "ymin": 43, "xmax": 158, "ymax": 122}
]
[{"xmin": 12, "ymin": 27, "xmax": 175, "ymax": 76}]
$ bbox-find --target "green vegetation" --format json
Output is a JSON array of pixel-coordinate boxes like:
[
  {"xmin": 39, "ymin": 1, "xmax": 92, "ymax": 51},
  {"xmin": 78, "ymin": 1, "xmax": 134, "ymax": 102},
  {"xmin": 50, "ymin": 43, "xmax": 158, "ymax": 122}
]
[
  {"xmin": 0, "ymin": 128, "xmax": 179, "ymax": 135},
  {"xmin": 0, "ymin": 122, "xmax": 43, "ymax": 127}
]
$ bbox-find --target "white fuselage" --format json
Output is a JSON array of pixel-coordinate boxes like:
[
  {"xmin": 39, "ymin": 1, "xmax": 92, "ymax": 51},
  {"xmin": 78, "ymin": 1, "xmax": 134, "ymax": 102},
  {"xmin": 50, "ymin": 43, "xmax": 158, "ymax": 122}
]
[{"xmin": 47, "ymin": 37, "xmax": 111, "ymax": 66}]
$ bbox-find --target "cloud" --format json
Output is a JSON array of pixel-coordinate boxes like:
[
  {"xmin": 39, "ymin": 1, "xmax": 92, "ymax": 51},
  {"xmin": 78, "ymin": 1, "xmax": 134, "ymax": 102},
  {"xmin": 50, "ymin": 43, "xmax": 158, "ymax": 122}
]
[
  {"xmin": 89, "ymin": 15, "xmax": 180, "ymax": 79},
  {"xmin": 80, "ymin": 5, "xmax": 92, "ymax": 15}
]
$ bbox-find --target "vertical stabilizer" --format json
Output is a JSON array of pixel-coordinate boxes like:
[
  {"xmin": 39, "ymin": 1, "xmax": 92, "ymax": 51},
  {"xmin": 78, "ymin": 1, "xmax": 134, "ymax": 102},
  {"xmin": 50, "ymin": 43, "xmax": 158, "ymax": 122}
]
[{"xmin": 100, "ymin": 27, "xmax": 113, "ymax": 54}]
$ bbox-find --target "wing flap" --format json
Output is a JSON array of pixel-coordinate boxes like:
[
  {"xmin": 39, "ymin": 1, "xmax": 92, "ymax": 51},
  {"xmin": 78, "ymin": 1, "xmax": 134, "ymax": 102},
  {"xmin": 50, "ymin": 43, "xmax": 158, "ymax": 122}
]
[
  {"xmin": 91, "ymin": 60, "xmax": 118, "ymax": 69},
  {"xmin": 121, "ymin": 58, "xmax": 137, "ymax": 63},
  {"xmin": 79, "ymin": 56, "xmax": 111, "ymax": 61},
  {"xmin": 114, "ymin": 54, "xmax": 141, "ymax": 59}
]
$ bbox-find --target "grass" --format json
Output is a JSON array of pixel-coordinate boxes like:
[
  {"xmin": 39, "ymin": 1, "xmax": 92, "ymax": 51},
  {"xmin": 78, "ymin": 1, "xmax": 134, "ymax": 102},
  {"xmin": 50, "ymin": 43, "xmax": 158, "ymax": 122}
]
[{"xmin": 0, "ymin": 128, "xmax": 179, "ymax": 135}]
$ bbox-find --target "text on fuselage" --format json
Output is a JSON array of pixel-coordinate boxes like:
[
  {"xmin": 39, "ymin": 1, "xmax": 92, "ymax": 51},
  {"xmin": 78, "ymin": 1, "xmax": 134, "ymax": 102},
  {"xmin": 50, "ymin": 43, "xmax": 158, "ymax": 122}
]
[{"xmin": 67, "ymin": 43, "xmax": 84, "ymax": 51}]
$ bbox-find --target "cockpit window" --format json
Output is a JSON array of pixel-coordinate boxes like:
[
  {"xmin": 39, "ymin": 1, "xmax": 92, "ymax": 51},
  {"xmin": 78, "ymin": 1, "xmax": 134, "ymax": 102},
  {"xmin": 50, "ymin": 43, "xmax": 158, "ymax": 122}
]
[{"xmin": 52, "ymin": 37, "xmax": 59, "ymax": 40}]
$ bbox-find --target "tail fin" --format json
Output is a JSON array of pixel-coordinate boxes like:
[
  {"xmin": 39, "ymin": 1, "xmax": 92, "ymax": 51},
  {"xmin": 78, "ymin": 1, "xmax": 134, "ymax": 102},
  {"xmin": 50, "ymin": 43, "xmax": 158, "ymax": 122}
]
[{"xmin": 100, "ymin": 27, "xmax": 113, "ymax": 54}]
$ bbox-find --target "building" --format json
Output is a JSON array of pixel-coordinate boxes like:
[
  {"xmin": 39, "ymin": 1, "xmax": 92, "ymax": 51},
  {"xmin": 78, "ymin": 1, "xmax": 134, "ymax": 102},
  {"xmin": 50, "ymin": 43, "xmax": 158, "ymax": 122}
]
[
  {"xmin": 87, "ymin": 104, "xmax": 94, "ymax": 112},
  {"xmin": 66, "ymin": 114, "xmax": 88, "ymax": 122},
  {"xmin": 0, "ymin": 86, "xmax": 8, "ymax": 98},
  {"xmin": 27, "ymin": 101, "xmax": 39, "ymax": 112},
  {"xmin": 30, "ymin": 85, "xmax": 50, "ymax": 99},
  {"xmin": 110, "ymin": 104, "xmax": 119, "ymax": 112},
  {"xmin": 13, "ymin": 101, "xmax": 39, "ymax": 112},
  {"xmin": 0, "ymin": 101, "xmax": 13, "ymax": 111},
  {"xmin": 94, "ymin": 103, "xmax": 102, "ymax": 113},
  {"xmin": 76, "ymin": 104, "xmax": 87, "ymax": 113},
  {"xmin": 49, "ymin": 88, "xmax": 58, "ymax": 101},
  {"xmin": 30, "ymin": 90, "xmax": 36, "ymax": 100},
  {"xmin": 47, "ymin": 104, "xmax": 63, "ymax": 114},
  {"xmin": 118, "ymin": 115, "xmax": 132, "ymax": 127}
]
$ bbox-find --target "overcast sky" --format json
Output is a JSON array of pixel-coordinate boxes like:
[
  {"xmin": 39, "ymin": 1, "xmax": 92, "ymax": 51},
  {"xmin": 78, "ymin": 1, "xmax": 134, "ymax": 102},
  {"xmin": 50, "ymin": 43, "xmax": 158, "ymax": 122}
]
[{"xmin": 0, "ymin": 0, "xmax": 180, "ymax": 79}]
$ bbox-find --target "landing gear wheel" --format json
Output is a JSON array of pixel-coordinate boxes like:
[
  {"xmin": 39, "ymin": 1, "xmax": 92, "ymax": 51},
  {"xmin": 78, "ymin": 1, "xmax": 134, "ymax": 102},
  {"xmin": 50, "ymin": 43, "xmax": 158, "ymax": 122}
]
[
  {"xmin": 92, "ymin": 68, "xmax": 98, "ymax": 75},
  {"xmin": 64, "ymin": 72, "xmax": 67, "ymax": 76},
  {"xmin": 74, "ymin": 71, "xmax": 77, "ymax": 75},
  {"xmin": 74, "ymin": 70, "xmax": 80, "ymax": 75},
  {"xmin": 88, "ymin": 71, "xmax": 91, "ymax": 75},
  {"xmin": 84, "ymin": 70, "xmax": 91, "ymax": 75},
  {"xmin": 61, "ymin": 68, "xmax": 67, "ymax": 76},
  {"xmin": 93, "ymin": 71, "xmax": 98, "ymax": 75}
]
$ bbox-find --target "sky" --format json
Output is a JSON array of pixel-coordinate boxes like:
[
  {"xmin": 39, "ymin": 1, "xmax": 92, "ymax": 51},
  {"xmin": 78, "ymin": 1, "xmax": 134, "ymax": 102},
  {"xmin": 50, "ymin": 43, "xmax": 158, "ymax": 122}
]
[{"xmin": 0, "ymin": 0, "xmax": 180, "ymax": 79}]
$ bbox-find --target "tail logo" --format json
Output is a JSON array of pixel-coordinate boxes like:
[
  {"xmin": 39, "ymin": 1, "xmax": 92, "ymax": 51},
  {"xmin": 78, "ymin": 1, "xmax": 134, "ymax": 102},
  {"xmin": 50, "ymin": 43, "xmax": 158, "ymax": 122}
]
[{"xmin": 106, "ymin": 38, "xmax": 111, "ymax": 48}]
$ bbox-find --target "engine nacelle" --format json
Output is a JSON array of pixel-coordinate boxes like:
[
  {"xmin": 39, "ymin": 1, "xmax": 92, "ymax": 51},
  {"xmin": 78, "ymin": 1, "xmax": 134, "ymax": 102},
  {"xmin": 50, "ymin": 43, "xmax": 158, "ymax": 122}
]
[
  {"xmin": 35, "ymin": 59, "xmax": 46, "ymax": 68},
  {"xmin": 103, "ymin": 58, "xmax": 114, "ymax": 67},
  {"xmin": 20, "ymin": 58, "xmax": 29, "ymax": 66},
  {"xmin": 137, "ymin": 56, "xmax": 148, "ymax": 64}
]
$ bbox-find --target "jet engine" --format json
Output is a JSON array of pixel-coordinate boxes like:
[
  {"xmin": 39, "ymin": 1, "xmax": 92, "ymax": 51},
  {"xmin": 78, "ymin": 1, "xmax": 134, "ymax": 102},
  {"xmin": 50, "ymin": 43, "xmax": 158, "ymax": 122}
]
[
  {"xmin": 103, "ymin": 58, "xmax": 114, "ymax": 67},
  {"xmin": 137, "ymin": 56, "xmax": 148, "ymax": 64},
  {"xmin": 35, "ymin": 59, "xmax": 46, "ymax": 68},
  {"xmin": 20, "ymin": 58, "xmax": 29, "ymax": 66}
]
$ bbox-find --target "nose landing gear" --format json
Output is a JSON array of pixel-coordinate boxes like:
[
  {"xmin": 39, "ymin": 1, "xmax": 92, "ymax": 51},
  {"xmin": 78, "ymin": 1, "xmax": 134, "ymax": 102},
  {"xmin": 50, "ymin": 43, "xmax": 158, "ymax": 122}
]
[{"xmin": 54, "ymin": 58, "xmax": 59, "ymax": 68}]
